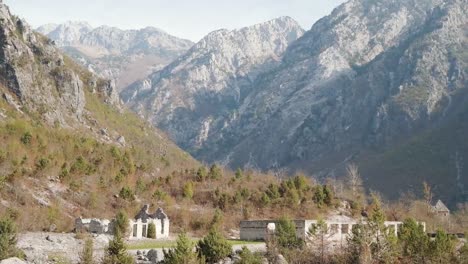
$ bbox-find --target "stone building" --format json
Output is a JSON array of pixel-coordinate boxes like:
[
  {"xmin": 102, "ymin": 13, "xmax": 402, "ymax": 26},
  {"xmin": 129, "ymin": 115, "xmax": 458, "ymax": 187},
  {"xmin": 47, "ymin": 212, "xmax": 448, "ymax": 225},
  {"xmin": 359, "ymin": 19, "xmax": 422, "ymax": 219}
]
[
  {"xmin": 240, "ymin": 217, "xmax": 425, "ymax": 244},
  {"xmin": 75, "ymin": 217, "xmax": 113, "ymax": 234},
  {"xmin": 432, "ymin": 200, "xmax": 450, "ymax": 217},
  {"xmin": 129, "ymin": 205, "xmax": 170, "ymax": 239}
]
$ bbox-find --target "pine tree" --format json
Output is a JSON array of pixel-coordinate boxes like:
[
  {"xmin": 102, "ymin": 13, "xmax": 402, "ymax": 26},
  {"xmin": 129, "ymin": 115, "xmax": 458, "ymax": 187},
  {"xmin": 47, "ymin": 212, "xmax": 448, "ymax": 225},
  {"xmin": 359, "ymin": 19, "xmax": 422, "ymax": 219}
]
[
  {"xmin": 399, "ymin": 218, "xmax": 429, "ymax": 263},
  {"xmin": 79, "ymin": 238, "xmax": 94, "ymax": 264},
  {"xmin": 183, "ymin": 181, "xmax": 194, "ymax": 199},
  {"xmin": 196, "ymin": 228, "xmax": 232, "ymax": 263},
  {"xmin": 114, "ymin": 211, "xmax": 129, "ymax": 236},
  {"xmin": 275, "ymin": 217, "xmax": 303, "ymax": 250},
  {"xmin": 307, "ymin": 219, "xmax": 330, "ymax": 263},
  {"xmin": 162, "ymin": 232, "xmax": 198, "ymax": 264},
  {"xmin": 102, "ymin": 230, "xmax": 134, "ymax": 264},
  {"xmin": 0, "ymin": 217, "xmax": 21, "ymax": 260},
  {"xmin": 208, "ymin": 164, "xmax": 222, "ymax": 180},
  {"xmin": 429, "ymin": 229, "xmax": 455, "ymax": 263}
]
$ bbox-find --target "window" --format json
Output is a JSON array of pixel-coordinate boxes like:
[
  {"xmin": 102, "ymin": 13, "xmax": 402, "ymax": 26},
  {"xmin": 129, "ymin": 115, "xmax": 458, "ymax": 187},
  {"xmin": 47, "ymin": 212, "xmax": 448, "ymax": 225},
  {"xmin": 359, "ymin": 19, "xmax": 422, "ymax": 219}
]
[
  {"xmin": 132, "ymin": 224, "xmax": 138, "ymax": 237},
  {"xmin": 330, "ymin": 224, "xmax": 339, "ymax": 235},
  {"xmin": 161, "ymin": 219, "xmax": 165, "ymax": 235},
  {"xmin": 142, "ymin": 224, "xmax": 147, "ymax": 238},
  {"xmin": 341, "ymin": 224, "xmax": 349, "ymax": 234}
]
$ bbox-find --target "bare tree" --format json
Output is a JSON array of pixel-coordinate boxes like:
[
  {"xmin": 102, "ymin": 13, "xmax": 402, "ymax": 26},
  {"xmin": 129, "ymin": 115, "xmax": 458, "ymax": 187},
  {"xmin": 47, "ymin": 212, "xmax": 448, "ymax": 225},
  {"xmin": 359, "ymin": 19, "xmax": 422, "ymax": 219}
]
[
  {"xmin": 346, "ymin": 163, "xmax": 362, "ymax": 198},
  {"xmin": 423, "ymin": 181, "xmax": 433, "ymax": 213}
]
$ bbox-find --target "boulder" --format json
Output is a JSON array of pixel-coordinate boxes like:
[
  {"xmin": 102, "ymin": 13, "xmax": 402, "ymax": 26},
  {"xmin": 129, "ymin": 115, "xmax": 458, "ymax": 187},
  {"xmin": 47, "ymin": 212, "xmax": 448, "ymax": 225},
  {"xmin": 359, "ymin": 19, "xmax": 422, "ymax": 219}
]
[{"xmin": 0, "ymin": 258, "xmax": 28, "ymax": 264}]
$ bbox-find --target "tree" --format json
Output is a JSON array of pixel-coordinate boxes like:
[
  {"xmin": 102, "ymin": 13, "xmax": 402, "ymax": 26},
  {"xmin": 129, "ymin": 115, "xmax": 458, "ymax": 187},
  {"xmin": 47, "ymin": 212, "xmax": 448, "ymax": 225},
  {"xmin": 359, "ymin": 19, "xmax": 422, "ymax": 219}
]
[
  {"xmin": 429, "ymin": 229, "xmax": 455, "ymax": 263},
  {"xmin": 307, "ymin": 219, "xmax": 330, "ymax": 263},
  {"xmin": 346, "ymin": 163, "xmax": 363, "ymax": 198},
  {"xmin": 114, "ymin": 211, "xmax": 129, "ymax": 236},
  {"xmin": 459, "ymin": 242, "xmax": 468, "ymax": 264},
  {"xmin": 147, "ymin": 223, "xmax": 156, "ymax": 239},
  {"xmin": 275, "ymin": 217, "xmax": 303, "ymax": 250},
  {"xmin": 422, "ymin": 181, "xmax": 433, "ymax": 212},
  {"xmin": 0, "ymin": 217, "xmax": 21, "ymax": 260},
  {"xmin": 119, "ymin": 186, "xmax": 134, "ymax": 201},
  {"xmin": 313, "ymin": 186, "xmax": 325, "ymax": 208},
  {"xmin": 162, "ymin": 232, "xmax": 198, "ymax": 264},
  {"xmin": 208, "ymin": 164, "xmax": 222, "ymax": 180},
  {"xmin": 101, "ymin": 231, "xmax": 134, "ymax": 264},
  {"xmin": 79, "ymin": 238, "xmax": 94, "ymax": 264},
  {"xmin": 399, "ymin": 218, "xmax": 429, "ymax": 263},
  {"xmin": 323, "ymin": 185, "xmax": 333, "ymax": 206},
  {"xmin": 196, "ymin": 228, "xmax": 232, "ymax": 263}
]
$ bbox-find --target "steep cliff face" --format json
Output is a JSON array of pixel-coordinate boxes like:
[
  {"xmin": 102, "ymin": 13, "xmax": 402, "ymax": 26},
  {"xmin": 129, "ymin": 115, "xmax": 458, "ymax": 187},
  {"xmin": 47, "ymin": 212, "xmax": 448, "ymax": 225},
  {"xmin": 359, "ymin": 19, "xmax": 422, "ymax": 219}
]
[
  {"xmin": 122, "ymin": 0, "xmax": 467, "ymax": 203},
  {"xmin": 37, "ymin": 23, "xmax": 194, "ymax": 90},
  {"xmin": 122, "ymin": 16, "xmax": 305, "ymax": 150}
]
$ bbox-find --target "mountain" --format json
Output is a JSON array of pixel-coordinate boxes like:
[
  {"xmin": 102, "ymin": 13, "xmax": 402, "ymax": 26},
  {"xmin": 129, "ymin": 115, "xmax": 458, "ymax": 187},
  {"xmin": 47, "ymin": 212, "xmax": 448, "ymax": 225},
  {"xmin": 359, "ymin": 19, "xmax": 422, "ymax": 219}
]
[
  {"xmin": 36, "ymin": 22, "xmax": 194, "ymax": 90},
  {"xmin": 0, "ymin": 2, "xmax": 197, "ymax": 230},
  {"xmin": 121, "ymin": 16, "xmax": 305, "ymax": 150},
  {"xmin": 122, "ymin": 0, "xmax": 467, "ymax": 205}
]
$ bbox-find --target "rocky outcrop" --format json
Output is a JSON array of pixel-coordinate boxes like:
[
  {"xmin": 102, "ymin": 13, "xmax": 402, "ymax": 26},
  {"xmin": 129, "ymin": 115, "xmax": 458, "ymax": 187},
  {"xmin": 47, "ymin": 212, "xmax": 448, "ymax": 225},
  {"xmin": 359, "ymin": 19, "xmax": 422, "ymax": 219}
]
[
  {"xmin": 37, "ymin": 23, "xmax": 194, "ymax": 90},
  {"xmin": 122, "ymin": 16, "xmax": 305, "ymax": 150}
]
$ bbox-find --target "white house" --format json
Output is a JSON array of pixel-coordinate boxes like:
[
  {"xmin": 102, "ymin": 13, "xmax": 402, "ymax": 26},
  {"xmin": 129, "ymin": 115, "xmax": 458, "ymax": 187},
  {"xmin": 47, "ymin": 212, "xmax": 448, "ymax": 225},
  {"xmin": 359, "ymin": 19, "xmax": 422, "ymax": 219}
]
[{"xmin": 129, "ymin": 205, "xmax": 170, "ymax": 240}]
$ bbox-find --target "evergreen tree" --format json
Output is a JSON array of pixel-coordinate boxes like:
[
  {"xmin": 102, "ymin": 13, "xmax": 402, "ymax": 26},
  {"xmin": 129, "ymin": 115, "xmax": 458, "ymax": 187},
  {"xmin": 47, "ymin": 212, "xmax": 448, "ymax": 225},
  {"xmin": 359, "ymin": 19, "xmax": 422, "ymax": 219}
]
[
  {"xmin": 196, "ymin": 228, "xmax": 232, "ymax": 263},
  {"xmin": 399, "ymin": 218, "xmax": 429, "ymax": 263},
  {"xmin": 307, "ymin": 219, "xmax": 330, "ymax": 263},
  {"xmin": 79, "ymin": 238, "xmax": 94, "ymax": 264},
  {"xmin": 0, "ymin": 217, "xmax": 21, "ymax": 260},
  {"xmin": 313, "ymin": 186, "xmax": 325, "ymax": 208},
  {"xmin": 429, "ymin": 229, "xmax": 455, "ymax": 263},
  {"xmin": 196, "ymin": 166, "xmax": 207, "ymax": 182},
  {"xmin": 323, "ymin": 185, "xmax": 334, "ymax": 206},
  {"xmin": 183, "ymin": 181, "xmax": 194, "ymax": 199},
  {"xmin": 102, "ymin": 231, "xmax": 134, "ymax": 264},
  {"xmin": 275, "ymin": 217, "xmax": 303, "ymax": 250},
  {"xmin": 208, "ymin": 164, "xmax": 222, "ymax": 180},
  {"xmin": 147, "ymin": 223, "xmax": 156, "ymax": 239},
  {"xmin": 162, "ymin": 232, "xmax": 198, "ymax": 264},
  {"xmin": 114, "ymin": 211, "xmax": 129, "ymax": 236}
]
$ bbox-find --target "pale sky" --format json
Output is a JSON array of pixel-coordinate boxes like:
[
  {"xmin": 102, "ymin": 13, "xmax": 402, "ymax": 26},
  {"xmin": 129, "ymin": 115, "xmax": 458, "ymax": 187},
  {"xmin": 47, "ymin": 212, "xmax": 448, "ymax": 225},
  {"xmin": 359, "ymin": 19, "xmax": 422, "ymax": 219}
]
[{"xmin": 4, "ymin": 0, "xmax": 345, "ymax": 42}]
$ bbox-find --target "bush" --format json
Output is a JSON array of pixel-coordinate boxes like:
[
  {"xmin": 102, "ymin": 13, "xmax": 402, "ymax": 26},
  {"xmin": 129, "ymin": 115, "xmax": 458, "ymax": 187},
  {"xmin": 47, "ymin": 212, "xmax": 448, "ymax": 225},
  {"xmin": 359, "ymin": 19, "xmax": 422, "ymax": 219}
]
[
  {"xmin": 183, "ymin": 181, "xmax": 194, "ymax": 199},
  {"xmin": 208, "ymin": 164, "xmax": 222, "ymax": 180},
  {"xmin": 20, "ymin": 132, "xmax": 32, "ymax": 145},
  {"xmin": 196, "ymin": 228, "xmax": 232, "ymax": 263},
  {"xmin": 237, "ymin": 246, "xmax": 263, "ymax": 264},
  {"xmin": 147, "ymin": 223, "xmax": 156, "ymax": 239},
  {"xmin": 119, "ymin": 187, "xmax": 134, "ymax": 201}
]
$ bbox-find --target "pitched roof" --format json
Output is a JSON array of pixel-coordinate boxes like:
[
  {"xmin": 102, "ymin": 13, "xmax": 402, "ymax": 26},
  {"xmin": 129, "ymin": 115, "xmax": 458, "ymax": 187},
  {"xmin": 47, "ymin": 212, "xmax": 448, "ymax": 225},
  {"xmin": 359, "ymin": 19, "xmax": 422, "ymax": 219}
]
[{"xmin": 433, "ymin": 200, "xmax": 450, "ymax": 212}]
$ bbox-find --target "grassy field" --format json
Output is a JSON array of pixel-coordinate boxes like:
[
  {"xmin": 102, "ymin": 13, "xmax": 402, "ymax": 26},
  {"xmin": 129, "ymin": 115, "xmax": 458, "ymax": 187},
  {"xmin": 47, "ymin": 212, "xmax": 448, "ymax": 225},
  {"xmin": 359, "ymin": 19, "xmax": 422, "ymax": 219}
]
[{"xmin": 127, "ymin": 239, "xmax": 263, "ymax": 250}]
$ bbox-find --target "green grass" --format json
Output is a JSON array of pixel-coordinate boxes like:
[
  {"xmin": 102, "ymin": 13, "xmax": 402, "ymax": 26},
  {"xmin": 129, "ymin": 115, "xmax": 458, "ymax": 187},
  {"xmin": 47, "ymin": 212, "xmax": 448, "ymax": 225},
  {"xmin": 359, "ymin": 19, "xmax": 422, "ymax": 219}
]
[{"xmin": 127, "ymin": 239, "xmax": 263, "ymax": 250}]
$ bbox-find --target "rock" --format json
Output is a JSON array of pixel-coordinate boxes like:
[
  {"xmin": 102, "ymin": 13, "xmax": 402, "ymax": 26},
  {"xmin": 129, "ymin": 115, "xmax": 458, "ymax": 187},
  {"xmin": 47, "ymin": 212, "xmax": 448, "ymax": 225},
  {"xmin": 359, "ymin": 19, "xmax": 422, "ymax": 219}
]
[
  {"xmin": 136, "ymin": 250, "xmax": 142, "ymax": 256},
  {"xmin": 117, "ymin": 135, "xmax": 126, "ymax": 147},
  {"xmin": 276, "ymin": 254, "xmax": 288, "ymax": 264},
  {"xmin": 0, "ymin": 258, "xmax": 27, "ymax": 264},
  {"xmin": 45, "ymin": 235, "xmax": 53, "ymax": 242},
  {"xmin": 49, "ymin": 224, "xmax": 57, "ymax": 232},
  {"xmin": 146, "ymin": 249, "xmax": 158, "ymax": 263}
]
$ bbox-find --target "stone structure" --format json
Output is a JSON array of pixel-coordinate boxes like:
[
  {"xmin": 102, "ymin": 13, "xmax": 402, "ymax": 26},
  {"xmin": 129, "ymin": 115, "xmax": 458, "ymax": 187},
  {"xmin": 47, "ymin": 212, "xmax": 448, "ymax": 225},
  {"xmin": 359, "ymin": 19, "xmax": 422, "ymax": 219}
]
[
  {"xmin": 129, "ymin": 205, "xmax": 170, "ymax": 239},
  {"xmin": 240, "ymin": 217, "xmax": 426, "ymax": 244},
  {"xmin": 75, "ymin": 217, "xmax": 113, "ymax": 234},
  {"xmin": 432, "ymin": 200, "xmax": 450, "ymax": 217}
]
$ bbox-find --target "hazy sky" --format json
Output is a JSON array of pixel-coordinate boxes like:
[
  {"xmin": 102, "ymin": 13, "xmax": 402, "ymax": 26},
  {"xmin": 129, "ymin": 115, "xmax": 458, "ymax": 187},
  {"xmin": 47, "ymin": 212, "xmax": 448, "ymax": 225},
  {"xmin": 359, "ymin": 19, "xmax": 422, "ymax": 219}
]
[{"xmin": 4, "ymin": 0, "xmax": 345, "ymax": 41}]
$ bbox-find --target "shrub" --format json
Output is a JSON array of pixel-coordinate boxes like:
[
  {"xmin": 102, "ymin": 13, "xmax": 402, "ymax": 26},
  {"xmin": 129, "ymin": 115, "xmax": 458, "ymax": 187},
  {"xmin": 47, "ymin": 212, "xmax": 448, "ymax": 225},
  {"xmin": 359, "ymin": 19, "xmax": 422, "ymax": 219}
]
[
  {"xmin": 119, "ymin": 187, "xmax": 134, "ymax": 201},
  {"xmin": 196, "ymin": 228, "xmax": 232, "ymax": 263},
  {"xmin": 237, "ymin": 246, "xmax": 263, "ymax": 264},
  {"xmin": 208, "ymin": 164, "xmax": 222, "ymax": 180},
  {"xmin": 147, "ymin": 223, "xmax": 156, "ymax": 239},
  {"xmin": 196, "ymin": 166, "xmax": 207, "ymax": 182},
  {"xmin": 235, "ymin": 168, "xmax": 243, "ymax": 179},
  {"xmin": 183, "ymin": 181, "xmax": 194, "ymax": 199},
  {"xmin": 20, "ymin": 132, "xmax": 32, "ymax": 145}
]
